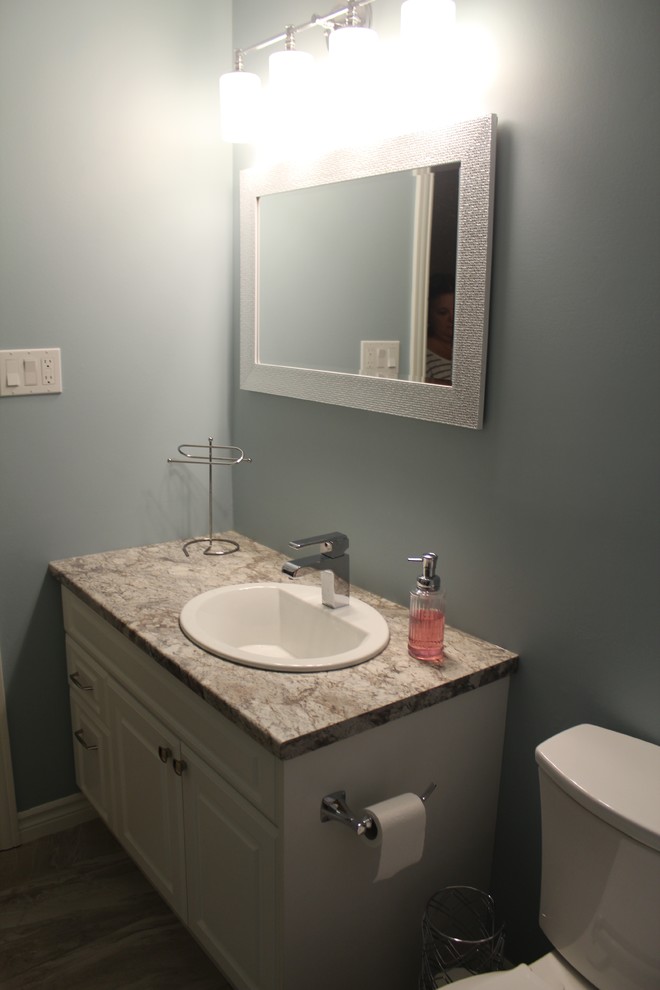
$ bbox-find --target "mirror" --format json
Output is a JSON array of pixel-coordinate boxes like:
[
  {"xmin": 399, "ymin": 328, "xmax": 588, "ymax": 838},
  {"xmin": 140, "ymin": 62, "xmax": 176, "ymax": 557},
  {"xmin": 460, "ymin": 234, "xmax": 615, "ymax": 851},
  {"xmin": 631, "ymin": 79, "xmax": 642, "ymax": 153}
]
[{"xmin": 240, "ymin": 115, "xmax": 496, "ymax": 428}]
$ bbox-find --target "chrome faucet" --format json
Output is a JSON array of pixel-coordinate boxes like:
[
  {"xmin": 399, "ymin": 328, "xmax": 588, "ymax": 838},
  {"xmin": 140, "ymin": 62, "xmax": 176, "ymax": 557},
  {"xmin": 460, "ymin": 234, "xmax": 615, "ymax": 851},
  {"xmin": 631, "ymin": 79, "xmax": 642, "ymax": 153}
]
[{"xmin": 282, "ymin": 532, "xmax": 350, "ymax": 608}]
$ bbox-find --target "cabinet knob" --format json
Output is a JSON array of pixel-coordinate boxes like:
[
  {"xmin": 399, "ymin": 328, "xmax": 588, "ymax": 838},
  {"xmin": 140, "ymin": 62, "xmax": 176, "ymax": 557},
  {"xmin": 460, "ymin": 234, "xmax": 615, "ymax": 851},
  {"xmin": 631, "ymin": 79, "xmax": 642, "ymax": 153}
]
[
  {"xmin": 173, "ymin": 758, "xmax": 187, "ymax": 776},
  {"xmin": 158, "ymin": 746, "xmax": 172, "ymax": 764}
]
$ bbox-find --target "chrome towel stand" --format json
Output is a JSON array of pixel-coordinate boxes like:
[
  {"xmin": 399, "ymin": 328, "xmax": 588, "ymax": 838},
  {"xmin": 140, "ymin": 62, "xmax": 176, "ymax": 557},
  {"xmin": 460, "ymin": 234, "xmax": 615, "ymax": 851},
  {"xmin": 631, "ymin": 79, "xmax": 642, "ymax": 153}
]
[{"xmin": 167, "ymin": 437, "xmax": 252, "ymax": 557}]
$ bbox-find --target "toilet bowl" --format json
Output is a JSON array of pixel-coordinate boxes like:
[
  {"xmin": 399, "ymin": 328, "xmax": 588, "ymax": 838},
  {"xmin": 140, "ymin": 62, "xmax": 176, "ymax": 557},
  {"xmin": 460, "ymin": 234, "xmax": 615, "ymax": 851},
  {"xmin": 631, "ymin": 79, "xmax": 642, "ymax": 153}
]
[{"xmin": 440, "ymin": 725, "xmax": 660, "ymax": 990}]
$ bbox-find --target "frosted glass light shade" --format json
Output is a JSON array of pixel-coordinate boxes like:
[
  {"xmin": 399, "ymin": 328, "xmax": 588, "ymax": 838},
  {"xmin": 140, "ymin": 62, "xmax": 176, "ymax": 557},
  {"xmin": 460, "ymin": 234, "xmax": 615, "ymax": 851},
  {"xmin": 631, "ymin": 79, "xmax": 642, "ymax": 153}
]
[
  {"xmin": 328, "ymin": 25, "xmax": 378, "ymax": 65},
  {"xmin": 268, "ymin": 49, "xmax": 315, "ymax": 94},
  {"xmin": 400, "ymin": 0, "xmax": 456, "ymax": 50},
  {"xmin": 219, "ymin": 70, "xmax": 261, "ymax": 143},
  {"xmin": 264, "ymin": 49, "xmax": 317, "ymax": 155}
]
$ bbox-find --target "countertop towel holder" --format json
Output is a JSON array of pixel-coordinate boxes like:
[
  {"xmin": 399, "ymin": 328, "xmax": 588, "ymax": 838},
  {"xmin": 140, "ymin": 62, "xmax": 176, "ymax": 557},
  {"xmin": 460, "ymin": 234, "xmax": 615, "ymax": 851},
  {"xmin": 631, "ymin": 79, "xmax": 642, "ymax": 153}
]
[{"xmin": 167, "ymin": 437, "xmax": 252, "ymax": 557}]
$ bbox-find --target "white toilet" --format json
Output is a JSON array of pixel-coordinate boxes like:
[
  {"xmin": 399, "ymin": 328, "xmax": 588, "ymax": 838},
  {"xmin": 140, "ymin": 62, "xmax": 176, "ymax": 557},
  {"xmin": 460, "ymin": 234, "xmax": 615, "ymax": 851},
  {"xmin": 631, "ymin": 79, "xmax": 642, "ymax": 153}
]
[{"xmin": 454, "ymin": 723, "xmax": 660, "ymax": 990}]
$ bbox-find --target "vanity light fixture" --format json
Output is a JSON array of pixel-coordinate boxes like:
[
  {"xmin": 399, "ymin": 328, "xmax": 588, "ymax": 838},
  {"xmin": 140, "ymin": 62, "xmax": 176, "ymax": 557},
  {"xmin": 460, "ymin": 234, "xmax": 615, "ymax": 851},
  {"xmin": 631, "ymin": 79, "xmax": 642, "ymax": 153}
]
[
  {"xmin": 268, "ymin": 25, "xmax": 315, "ymax": 96},
  {"xmin": 219, "ymin": 49, "xmax": 261, "ymax": 144},
  {"xmin": 220, "ymin": 0, "xmax": 459, "ymax": 145},
  {"xmin": 328, "ymin": 0, "xmax": 378, "ymax": 64},
  {"xmin": 220, "ymin": 2, "xmax": 377, "ymax": 144}
]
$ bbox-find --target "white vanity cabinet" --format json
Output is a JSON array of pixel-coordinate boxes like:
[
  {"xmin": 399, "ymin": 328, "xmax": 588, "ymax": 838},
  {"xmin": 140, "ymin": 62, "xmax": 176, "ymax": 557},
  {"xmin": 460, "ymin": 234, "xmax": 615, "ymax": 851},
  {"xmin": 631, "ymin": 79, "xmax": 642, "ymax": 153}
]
[
  {"xmin": 61, "ymin": 581, "xmax": 513, "ymax": 990},
  {"xmin": 63, "ymin": 588, "xmax": 278, "ymax": 990}
]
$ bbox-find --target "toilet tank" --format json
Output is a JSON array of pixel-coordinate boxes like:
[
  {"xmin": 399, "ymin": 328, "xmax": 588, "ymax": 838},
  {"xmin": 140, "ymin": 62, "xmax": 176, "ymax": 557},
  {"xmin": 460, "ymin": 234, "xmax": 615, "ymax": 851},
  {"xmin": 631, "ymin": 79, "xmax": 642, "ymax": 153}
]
[{"xmin": 535, "ymin": 724, "xmax": 660, "ymax": 990}]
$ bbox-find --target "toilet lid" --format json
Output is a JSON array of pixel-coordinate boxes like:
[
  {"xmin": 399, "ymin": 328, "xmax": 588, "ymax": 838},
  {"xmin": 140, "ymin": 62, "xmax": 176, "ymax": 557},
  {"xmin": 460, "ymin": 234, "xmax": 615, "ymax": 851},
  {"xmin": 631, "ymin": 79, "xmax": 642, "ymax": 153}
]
[
  {"xmin": 448, "ymin": 964, "xmax": 549, "ymax": 988},
  {"xmin": 535, "ymin": 724, "xmax": 660, "ymax": 852}
]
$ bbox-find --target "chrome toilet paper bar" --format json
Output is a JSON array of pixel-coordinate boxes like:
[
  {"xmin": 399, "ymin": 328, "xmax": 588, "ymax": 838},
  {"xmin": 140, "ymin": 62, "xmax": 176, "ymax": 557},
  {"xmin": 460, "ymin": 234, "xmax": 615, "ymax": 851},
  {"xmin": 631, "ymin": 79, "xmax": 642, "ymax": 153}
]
[{"xmin": 320, "ymin": 783, "xmax": 436, "ymax": 837}]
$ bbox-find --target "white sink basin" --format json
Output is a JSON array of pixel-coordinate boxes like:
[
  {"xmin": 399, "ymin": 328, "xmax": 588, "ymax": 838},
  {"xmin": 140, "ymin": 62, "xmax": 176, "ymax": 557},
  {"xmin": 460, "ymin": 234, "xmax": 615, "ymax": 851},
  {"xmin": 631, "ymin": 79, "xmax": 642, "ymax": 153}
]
[{"xmin": 179, "ymin": 582, "xmax": 390, "ymax": 672}]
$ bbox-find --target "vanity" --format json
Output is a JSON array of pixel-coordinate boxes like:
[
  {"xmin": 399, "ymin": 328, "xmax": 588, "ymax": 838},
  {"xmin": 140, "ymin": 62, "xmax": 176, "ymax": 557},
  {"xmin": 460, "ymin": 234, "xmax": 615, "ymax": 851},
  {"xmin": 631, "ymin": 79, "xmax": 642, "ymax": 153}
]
[{"xmin": 49, "ymin": 533, "xmax": 517, "ymax": 990}]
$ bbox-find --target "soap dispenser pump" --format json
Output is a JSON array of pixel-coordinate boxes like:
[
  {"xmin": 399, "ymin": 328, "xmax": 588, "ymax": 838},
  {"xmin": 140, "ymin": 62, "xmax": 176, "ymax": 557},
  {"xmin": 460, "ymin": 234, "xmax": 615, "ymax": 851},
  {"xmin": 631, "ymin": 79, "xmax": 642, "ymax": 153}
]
[{"xmin": 407, "ymin": 552, "xmax": 445, "ymax": 663}]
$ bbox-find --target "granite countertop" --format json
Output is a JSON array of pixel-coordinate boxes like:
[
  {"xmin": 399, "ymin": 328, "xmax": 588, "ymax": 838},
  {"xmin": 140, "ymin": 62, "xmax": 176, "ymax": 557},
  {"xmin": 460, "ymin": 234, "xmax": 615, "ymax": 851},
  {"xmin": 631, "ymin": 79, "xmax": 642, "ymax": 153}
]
[{"xmin": 49, "ymin": 532, "xmax": 518, "ymax": 759}]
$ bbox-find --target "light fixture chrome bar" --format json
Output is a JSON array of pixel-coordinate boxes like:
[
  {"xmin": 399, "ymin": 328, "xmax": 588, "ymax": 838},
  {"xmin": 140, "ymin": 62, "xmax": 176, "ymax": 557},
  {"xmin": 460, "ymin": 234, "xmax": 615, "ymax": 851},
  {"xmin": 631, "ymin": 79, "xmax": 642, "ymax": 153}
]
[{"xmin": 235, "ymin": 0, "xmax": 376, "ymax": 62}]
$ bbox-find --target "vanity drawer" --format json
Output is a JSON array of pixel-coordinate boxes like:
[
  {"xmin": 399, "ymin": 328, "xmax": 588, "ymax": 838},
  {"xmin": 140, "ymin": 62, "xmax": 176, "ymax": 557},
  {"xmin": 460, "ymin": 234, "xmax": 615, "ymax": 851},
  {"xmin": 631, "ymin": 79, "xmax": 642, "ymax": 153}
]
[
  {"xmin": 70, "ymin": 693, "xmax": 113, "ymax": 824},
  {"xmin": 66, "ymin": 635, "xmax": 107, "ymax": 720}
]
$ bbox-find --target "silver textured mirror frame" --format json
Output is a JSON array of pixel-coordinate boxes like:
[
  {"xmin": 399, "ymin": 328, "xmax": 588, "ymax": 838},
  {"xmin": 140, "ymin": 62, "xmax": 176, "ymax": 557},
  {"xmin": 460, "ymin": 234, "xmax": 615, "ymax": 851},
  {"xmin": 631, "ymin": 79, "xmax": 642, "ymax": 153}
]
[{"xmin": 240, "ymin": 114, "xmax": 497, "ymax": 429}]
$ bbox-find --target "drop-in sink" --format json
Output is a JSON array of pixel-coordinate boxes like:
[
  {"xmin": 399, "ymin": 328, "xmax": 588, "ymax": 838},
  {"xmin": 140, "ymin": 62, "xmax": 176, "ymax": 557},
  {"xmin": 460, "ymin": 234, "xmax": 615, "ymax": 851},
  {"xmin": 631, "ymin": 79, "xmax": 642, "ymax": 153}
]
[{"xmin": 179, "ymin": 582, "xmax": 390, "ymax": 672}]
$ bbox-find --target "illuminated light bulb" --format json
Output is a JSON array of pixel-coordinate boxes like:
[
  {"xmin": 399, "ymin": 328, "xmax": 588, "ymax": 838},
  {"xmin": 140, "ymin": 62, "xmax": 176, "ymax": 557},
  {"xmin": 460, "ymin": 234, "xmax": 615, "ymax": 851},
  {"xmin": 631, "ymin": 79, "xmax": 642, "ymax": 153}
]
[
  {"xmin": 455, "ymin": 23, "xmax": 499, "ymax": 93},
  {"xmin": 325, "ymin": 26, "xmax": 381, "ymax": 147},
  {"xmin": 219, "ymin": 69, "xmax": 261, "ymax": 144},
  {"xmin": 263, "ymin": 48, "xmax": 317, "ymax": 158},
  {"xmin": 399, "ymin": 0, "xmax": 458, "ymax": 132},
  {"xmin": 328, "ymin": 23, "xmax": 379, "ymax": 65},
  {"xmin": 400, "ymin": 0, "xmax": 456, "ymax": 51},
  {"xmin": 268, "ymin": 48, "xmax": 315, "ymax": 94}
]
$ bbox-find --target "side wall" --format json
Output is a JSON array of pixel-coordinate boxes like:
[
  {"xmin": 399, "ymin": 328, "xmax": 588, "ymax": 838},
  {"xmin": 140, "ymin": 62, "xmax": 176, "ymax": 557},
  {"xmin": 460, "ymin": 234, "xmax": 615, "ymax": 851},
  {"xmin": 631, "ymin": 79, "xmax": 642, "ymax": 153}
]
[{"xmin": 0, "ymin": 0, "xmax": 234, "ymax": 812}]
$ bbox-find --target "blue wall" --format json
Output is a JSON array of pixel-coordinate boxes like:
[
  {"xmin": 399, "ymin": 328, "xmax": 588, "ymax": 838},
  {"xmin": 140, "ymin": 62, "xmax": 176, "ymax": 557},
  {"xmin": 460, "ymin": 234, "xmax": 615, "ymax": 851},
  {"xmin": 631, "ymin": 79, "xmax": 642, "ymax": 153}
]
[
  {"xmin": 231, "ymin": 0, "xmax": 660, "ymax": 961},
  {"xmin": 1, "ymin": 0, "xmax": 657, "ymax": 966},
  {"xmin": 0, "ymin": 0, "xmax": 234, "ymax": 812}
]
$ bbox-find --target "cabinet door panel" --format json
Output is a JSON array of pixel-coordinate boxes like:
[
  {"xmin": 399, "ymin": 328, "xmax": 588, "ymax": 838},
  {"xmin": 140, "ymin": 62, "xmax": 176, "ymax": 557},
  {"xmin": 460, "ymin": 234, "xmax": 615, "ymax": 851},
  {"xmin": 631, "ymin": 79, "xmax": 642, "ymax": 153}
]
[
  {"xmin": 108, "ymin": 681, "xmax": 186, "ymax": 918},
  {"xmin": 183, "ymin": 747, "xmax": 278, "ymax": 990},
  {"xmin": 70, "ymin": 694, "xmax": 113, "ymax": 824}
]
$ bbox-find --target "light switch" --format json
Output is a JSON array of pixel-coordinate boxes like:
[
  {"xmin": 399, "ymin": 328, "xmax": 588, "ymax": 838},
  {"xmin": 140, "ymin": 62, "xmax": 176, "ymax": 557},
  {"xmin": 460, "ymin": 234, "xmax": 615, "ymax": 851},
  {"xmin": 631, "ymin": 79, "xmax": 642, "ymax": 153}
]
[
  {"xmin": 6, "ymin": 359, "xmax": 20, "ymax": 388},
  {"xmin": 24, "ymin": 359, "xmax": 38, "ymax": 386}
]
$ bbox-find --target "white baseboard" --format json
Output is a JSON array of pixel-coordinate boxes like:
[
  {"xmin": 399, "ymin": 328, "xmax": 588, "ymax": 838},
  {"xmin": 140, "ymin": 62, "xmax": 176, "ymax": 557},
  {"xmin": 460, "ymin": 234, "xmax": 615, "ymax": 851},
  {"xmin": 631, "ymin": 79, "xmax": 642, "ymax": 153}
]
[{"xmin": 17, "ymin": 792, "xmax": 98, "ymax": 845}]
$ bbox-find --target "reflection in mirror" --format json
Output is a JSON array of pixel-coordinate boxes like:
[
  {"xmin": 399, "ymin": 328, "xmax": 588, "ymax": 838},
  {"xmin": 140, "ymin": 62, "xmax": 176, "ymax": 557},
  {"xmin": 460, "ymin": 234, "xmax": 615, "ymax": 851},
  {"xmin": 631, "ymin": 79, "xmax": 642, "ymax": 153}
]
[
  {"xmin": 241, "ymin": 115, "xmax": 496, "ymax": 428},
  {"xmin": 258, "ymin": 171, "xmax": 417, "ymax": 377},
  {"xmin": 258, "ymin": 164, "xmax": 461, "ymax": 387},
  {"xmin": 421, "ymin": 165, "xmax": 460, "ymax": 386},
  {"xmin": 425, "ymin": 270, "xmax": 455, "ymax": 385}
]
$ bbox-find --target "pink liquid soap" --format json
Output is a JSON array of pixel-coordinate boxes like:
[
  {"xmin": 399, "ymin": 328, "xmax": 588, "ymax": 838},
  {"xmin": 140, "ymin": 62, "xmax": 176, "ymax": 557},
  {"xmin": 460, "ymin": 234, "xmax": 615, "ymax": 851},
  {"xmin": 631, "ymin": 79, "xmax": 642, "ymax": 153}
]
[{"xmin": 408, "ymin": 608, "xmax": 445, "ymax": 664}]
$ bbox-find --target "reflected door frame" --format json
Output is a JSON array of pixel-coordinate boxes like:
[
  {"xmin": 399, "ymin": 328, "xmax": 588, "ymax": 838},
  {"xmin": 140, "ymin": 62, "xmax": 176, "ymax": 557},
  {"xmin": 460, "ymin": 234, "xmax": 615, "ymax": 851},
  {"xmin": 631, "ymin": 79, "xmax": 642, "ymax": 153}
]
[{"xmin": 409, "ymin": 167, "xmax": 433, "ymax": 381}]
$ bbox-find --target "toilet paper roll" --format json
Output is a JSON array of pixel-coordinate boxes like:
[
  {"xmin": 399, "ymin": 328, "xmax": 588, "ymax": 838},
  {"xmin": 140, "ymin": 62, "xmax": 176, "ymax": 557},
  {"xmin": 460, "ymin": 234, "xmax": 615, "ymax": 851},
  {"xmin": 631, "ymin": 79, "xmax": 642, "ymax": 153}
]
[{"xmin": 364, "ymin": 792, "xmax": 427, "ymax": 882}]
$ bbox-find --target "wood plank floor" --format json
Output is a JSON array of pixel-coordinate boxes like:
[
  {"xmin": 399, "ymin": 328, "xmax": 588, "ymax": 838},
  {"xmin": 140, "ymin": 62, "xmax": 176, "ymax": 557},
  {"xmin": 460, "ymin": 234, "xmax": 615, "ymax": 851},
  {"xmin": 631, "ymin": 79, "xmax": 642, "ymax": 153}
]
[{"xmin": 0, "ymin": 818, "xmax": 233, "ymax": 989}]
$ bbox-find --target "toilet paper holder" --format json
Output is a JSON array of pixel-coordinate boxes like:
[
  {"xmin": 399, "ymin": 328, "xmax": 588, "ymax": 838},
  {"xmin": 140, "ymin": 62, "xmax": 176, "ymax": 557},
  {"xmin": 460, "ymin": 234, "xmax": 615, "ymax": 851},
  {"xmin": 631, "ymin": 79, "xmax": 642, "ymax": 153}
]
[{"xmin": 320, "ymin": 783, "xmax": 436, "ymax": 837}]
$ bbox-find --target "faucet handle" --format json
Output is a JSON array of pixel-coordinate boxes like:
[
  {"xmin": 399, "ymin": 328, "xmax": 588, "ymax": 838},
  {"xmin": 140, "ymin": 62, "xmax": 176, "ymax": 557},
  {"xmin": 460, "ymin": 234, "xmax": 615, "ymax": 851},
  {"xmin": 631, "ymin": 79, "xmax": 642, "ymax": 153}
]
[{"xmin": 289, "ymin": 532, "xmax": 349, "ymax": 558}]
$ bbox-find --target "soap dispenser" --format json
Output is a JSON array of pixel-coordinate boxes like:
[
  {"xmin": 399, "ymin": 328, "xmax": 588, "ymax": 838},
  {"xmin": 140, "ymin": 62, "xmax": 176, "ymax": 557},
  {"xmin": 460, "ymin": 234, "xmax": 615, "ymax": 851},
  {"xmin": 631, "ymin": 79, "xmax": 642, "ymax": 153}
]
[{"xmin": 407, "ymin": 552, "xmax": 445, "ymax": 663}]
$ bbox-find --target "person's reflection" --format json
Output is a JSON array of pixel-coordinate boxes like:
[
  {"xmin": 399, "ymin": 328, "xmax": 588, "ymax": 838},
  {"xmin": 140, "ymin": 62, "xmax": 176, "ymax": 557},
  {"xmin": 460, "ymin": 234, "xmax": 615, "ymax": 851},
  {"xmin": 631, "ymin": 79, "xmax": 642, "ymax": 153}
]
[{"xmin": 425, "ymin": 273, "xmax": 454, "ymax": 385}]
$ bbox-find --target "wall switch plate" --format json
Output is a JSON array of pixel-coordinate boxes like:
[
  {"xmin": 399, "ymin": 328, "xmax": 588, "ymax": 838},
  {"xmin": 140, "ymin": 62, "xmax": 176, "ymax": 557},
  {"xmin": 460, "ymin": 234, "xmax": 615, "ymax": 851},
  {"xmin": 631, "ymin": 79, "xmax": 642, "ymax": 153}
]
[
  {"xmin": 359, "ymin": 340, "xmax": 400, "ymax": 378},
  {"xmin": 0, "ymin": 348, "xmax": 62, "ymax": 396}
]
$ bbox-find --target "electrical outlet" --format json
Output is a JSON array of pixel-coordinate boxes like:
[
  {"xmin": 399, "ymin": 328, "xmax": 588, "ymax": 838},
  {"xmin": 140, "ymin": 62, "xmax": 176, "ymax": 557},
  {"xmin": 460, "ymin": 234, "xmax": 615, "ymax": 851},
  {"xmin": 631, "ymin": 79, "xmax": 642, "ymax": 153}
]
[
  {"xmin": 41, "ymin": 357, "xmax": 55, "ymax": 385},
  {"xmin": 0, "ymin": 348, "xmax": 62, "ymax": 396}
]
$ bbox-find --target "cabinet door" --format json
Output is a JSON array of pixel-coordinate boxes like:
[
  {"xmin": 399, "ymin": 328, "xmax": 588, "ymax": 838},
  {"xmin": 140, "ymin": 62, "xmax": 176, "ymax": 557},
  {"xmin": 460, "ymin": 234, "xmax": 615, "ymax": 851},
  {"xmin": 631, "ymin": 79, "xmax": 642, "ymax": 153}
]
[
  {"xmin": 183, "ymin": 746, "xmax": 278, "ymax": 990},
  {"xmin": 108, "ymin": 681, "xmax": 186, "ymax": 918},
  {"xmin": 70, "ymin": 694, "xmax": 113, "ymax": 824}
]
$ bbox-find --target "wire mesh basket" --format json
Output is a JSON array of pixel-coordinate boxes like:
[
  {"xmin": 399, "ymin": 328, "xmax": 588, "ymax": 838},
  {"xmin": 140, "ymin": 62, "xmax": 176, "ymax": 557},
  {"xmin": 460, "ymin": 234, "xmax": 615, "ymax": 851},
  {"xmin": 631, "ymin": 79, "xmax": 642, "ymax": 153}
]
[{"xmin": 419, "ymin": 885, "xmax": 505, "ymax": 988}]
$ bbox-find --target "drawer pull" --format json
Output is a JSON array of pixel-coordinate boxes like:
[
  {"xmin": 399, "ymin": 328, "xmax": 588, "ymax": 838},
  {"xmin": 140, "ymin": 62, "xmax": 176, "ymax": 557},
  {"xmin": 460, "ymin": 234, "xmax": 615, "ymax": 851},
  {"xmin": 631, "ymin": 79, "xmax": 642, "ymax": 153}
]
[
  {"xmin": 158, "ymin": 746, "xmax": 172, "ymax": 764},
  {"xmin": 74, "ymin": 729, "xmax": 98, "ymax": 752},
  {"xmin": 69, "ymin": 671, "xmax": 93, "ymax": 692}
]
